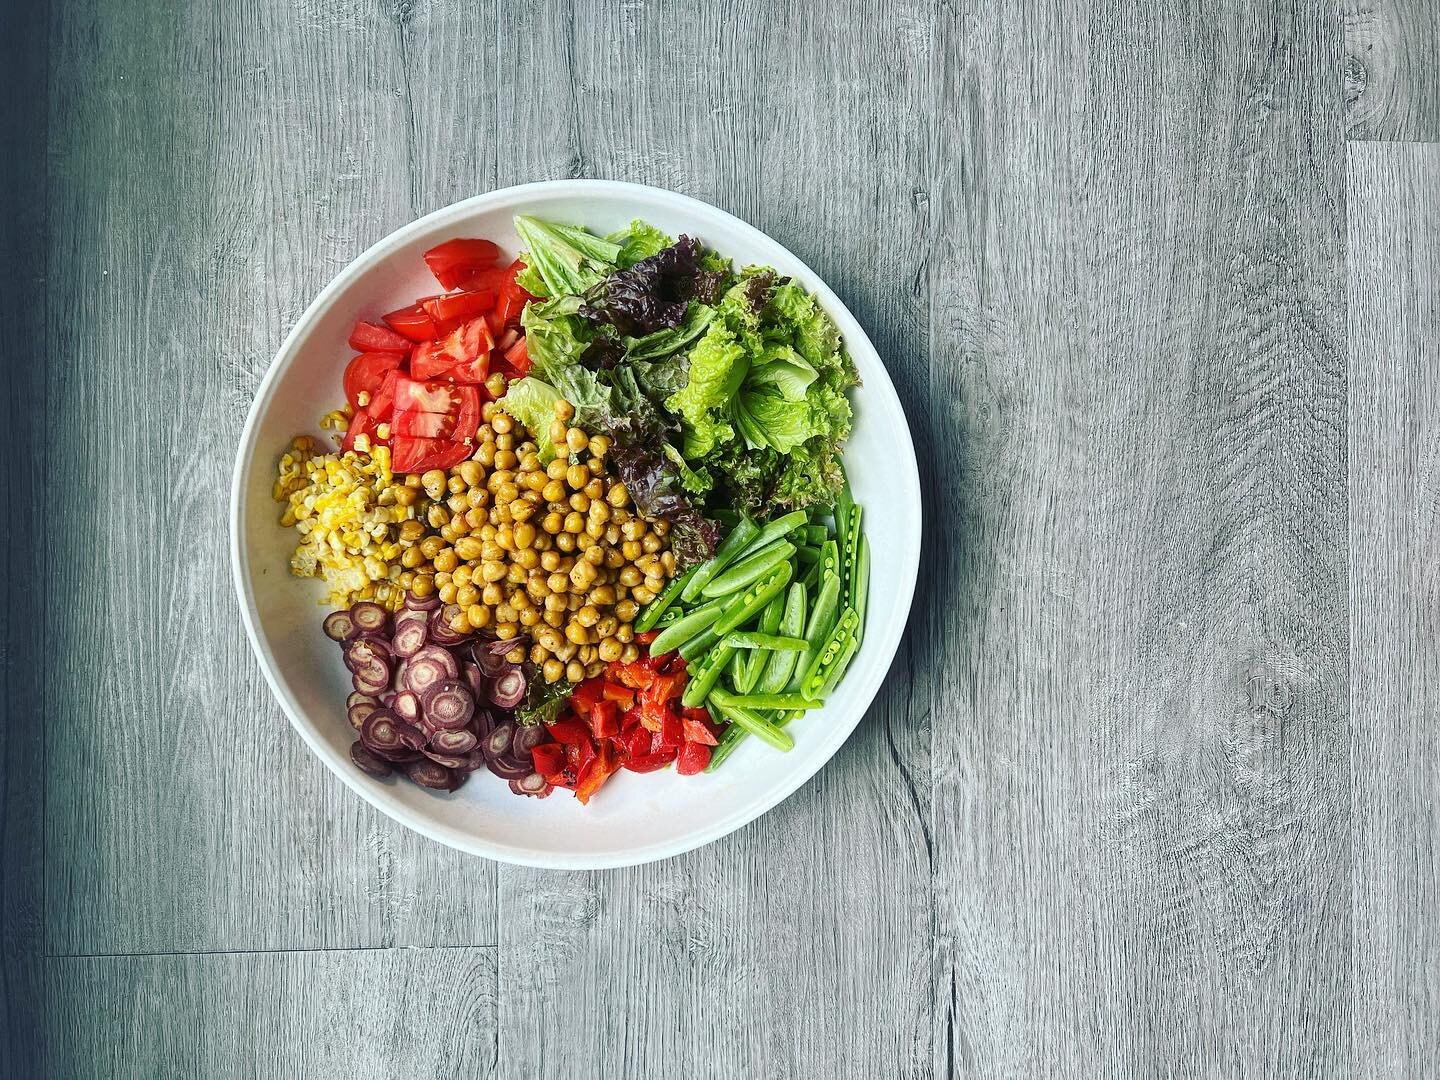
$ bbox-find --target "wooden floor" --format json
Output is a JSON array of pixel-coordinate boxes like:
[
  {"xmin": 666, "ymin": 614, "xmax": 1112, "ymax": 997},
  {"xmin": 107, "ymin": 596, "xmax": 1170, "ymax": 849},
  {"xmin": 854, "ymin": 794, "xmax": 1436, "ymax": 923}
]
[{"xmin": 5, "ymin": 1, "xmax": 1440, "ymax": 1077}]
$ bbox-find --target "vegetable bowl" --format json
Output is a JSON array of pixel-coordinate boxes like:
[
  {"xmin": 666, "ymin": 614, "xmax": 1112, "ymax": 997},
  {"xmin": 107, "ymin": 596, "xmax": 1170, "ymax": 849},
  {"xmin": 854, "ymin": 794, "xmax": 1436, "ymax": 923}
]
[{"xmin": 231, "ymin": 180, "xmax": 920, "ymax": 869}]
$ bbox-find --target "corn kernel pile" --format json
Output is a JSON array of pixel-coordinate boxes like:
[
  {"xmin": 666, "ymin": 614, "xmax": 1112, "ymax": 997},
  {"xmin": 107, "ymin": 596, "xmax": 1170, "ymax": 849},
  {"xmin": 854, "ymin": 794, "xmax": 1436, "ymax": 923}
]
[{"xmin": 272, "ymin": 436, "xmax": 423, "ymax": 608}]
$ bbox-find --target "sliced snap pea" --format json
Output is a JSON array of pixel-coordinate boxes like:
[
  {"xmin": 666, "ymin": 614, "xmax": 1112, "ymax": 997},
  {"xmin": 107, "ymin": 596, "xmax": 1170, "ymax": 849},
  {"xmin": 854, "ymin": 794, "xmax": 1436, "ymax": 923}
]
[
  {"xmin": 705, "ymin": 724, "xmax": 746, "ymax": 772},
  {"xmin": 817, "ymin": 539, "xmax": 840, "ymax": 584},
  {"xmin": 724, "ymin": 632, "xmax": 810, "ymax": 651},
  {"xmin": 795, "ymin": 544, "xmax": 822, "ymax": 565},
  {"xmin": 757, "ymin": 581, "xmax": 807, "ymax": 695},
  {"xmin": 734, "ymin": 594, "xmax": 784, "ymax": 693},
  {"xmin": 713, "ymin": 563, "xmax": 792, "ymax": 637},
  {"xmin": 800, "ymin": 605, "xmax": 861, "ymax": 698},
  {"xmin": 849, "ymin": 533, "xmax": 870, "ymax": 626},
  {"xmin": 681, "ymin": 642, "xmax": 737, "ymax": 708},
  {"xmin": 678, "ymin": 626, "xmax": 721, "ymax": 662},
  {"xmin": 646, "ymin": 598, "xmax": 725, "ymax": 656},
  {"xmin": 802, "ymin": 524, "xmax": 830, "ymax": 546},
  {"xmin": 700, "ymin": 539, "xmax": 796, "ymax": 599},
  {"xmin": 634, "ymin": 567, "xmax": 696, "ymax": 633},
  {"xmin": 789, "ymin": 572, "xmax": 841, "ymax": 692},
  {"xmin": 733, "ymin": 510, "xmax": 808, "ymax": 563},
  {"xmin": 838, "ymin": 504, "xmax": 863, "ymax": 612},
  {"xmin": 709, "ymin": 693, "xmax": 794, "ymax": 752},
  {"xmin": 681, "ymin": 516, "xmax": 759, "ymax": 602},
  {"xmin": 723, "ymin": 692, "xmax": 822, "ymax": 710}
]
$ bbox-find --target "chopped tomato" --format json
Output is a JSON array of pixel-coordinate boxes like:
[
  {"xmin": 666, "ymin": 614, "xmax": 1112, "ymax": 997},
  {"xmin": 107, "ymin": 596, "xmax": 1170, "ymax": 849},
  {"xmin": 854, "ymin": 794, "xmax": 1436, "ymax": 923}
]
[
  {"xmin": 368, "ymin": 368, "xmax": 401, "ymax": 419},
  {"xmin": 409, "ymin": 340, "xmax": 454, "ymax": 381},
  {"xmin": 532, "ymin": 743, "xmax": 565, "ymax": 778},
  {"xmin": 342, "ymin": 352, "xmax": 404, "ymax": 411},
  {"xmin": 347, "ymin": 319, "xmax": 412, "ymax": 354},
  {"xmin": 502, "ymin": 336, "xmax": 531, "ymax": 377},
  {"xmin": 676, "ymin": 741, "xmax": 711, "ymax": 775},
  {"xmin": 381, "ymin": 301, "xmax": 437, "ymax": 343},
  {"xmin": 390, "ymin": 435, "xmax": 455, "ymax": 472},
  {"xmin": 589, "ymin": 700, "xmax": 621, "ymax": 739},
  {"xmin": 423, "ymin": 290, "xmax": 497, "ymax": 334},
  {"xmin": 423, "ymin": 238, "xmax": 502, "ymax": 290},
  {"xmin": 575, "ymin": 742, "xmax": 619, "ymax": 804},
  {"xmin": 438, "ymin": 318, "xmax": 494, "ymax": 384},
  {"xmin": 497, "ymin": 327, "xmax": 521, "ymax": 351},
  {"xmin": 341, "ymin": 407, "xmax": 378, "ymax": 452},
  {"xmin": 392, "ymin": 409, "xmax": 457, "ymax": 439},
  {"xmin": 454, "ymin": 264, "xmax": 511, "ymax": 294},
  {"xmin": 682, "ymin": 717, "xmax": 719, "ymax": 746}
]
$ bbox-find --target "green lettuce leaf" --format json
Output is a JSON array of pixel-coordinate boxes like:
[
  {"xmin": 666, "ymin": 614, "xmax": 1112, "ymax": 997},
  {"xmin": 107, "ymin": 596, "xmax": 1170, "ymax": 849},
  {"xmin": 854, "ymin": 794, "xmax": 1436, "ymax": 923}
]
[
  {"xmin": 513, "ymin": 216, "xmax": 623, "ymax": 298},
  {"xmin": 665, "ymin": 320, "xmax": 749, "ymax": 458},
  {"xmin": 608, "ymin": 219, "xmax": 673, "ymax": 267},
  {"xmin": 497, "ymin": 377, "xmax": 564, "ymax": 461}
]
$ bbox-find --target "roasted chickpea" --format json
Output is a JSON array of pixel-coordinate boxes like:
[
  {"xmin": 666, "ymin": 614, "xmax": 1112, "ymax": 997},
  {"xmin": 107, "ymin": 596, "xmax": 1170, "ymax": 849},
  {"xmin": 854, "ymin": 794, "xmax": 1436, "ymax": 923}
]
[
  {"xmin": 575, "ymin": 604, "xmax": 600, "ymax": 628},
  {"xmin": 491, "ymin": 411, "xmax": 513, "ymax": 435},
  {"xmin": 555, "ymin": 532, "xmax": 576, "ymax": 553},
  {"xmin": 400, "ymin": 546, "xmax": 425, "ymax": 570},
  {"xmin": 569, "ymin": 491, "xmax": 590, "ymax": 514},
  {"xmin": 495, "ymin": 622, "xmax": 519, "ymax": 640},
  {"xmin": 475, "ymin": 441, "xmax": 497, "ymax": 467},
  {"xmin": 421, "ymin": 470, "xmax": 447, "ymax": 499},
  {"xmin": 566, "ymin": 660, "xmax": 586, "ymax": 683},
  {"xmin": 554, "ymin": 398, "xmax": 575, "ymax": 422},
  {"xmin": 438, "ymin": 583, "xmax": 459, "ymax": 605},
  {"xmin": 607, "ymin": 483, "xmax": 630, "ymax": 509},
  {"xmin": 543, "ymin": 658, "xmax": 565, "ymax": 683},
  {"xmin": 419, "ymin": 535, "xmax": 446, "ymax": 560},
  {"xmin": 481, "ymin": 560, "xmax": 506, "ymax": 583},
  {"xmin": 588, "ymin": 434, "xmax": 610, "ymax": 459},
  {"xmin": 453, "ymin": 565, "xmax": 472, "ymax": 587},
  {"xmin": 619, "ymin": 566, "xmax": 643, "ymax": 587},
  {"xmin": 632, "ymin": 585, "xmax": 656, "ymax": 605},
  {"xmin": 598, "ymin": 637, "xmax": 622, "ymax": 662},
  {"xmin": 482, "ymin": 582, "xmax": 504, "ymax": 606},
  {"xmin": 467, "ymin": 604, "xmax": 492, "ymax": 630},
  {"xmin": 506, "ymin": 645, "xmax": 527, "ymax": 665},
  {"xmin": 456, "ymin": 584, "xmax": 480, "ymax": 608},
  {"xmin": 570, "ymin": 560, "xmax": 597, "ymax": 590},
  {"xmin": 546, "ymin": 457, "xmax": 569, "ymax": 480},
  {"xmin": 549, "ymin": 418, "xmax": 568, "ymax": 447},
  {"xmin": 514, "ymin": 522, "xmax": 537, "ymax": 549},
  {"xmin": 393, "ymin": 486, "xmax": 418, "ymax": 507},
  {"xmin": 540, "ymin": 550, "xmax": 562, "ymax": 572},
  {"xmin": 563, "ymin": 511, "xmax": 584, "ymax": 534},
  {"xmin": 547, "ymin": 571, "xmax": 570, "ymax": 594},
  {"xmin": 621, "ymin": 643, "xmax": 640, "ymax": 664},
  {"xmin": 594, "ymin": 615, "xmax": 618, "ymax": 639},
  {"xmin": 453, "ymin": 536, "xmax": 483, "ymax": 561},
  {"xmin": 411, "ymin": 574, "xmax": 436, "ymax": 598},
  {"xmin": 566, "ymin": 463, "xmax": 589, "ymax": 490},
  {"xmin": 495, "ymin": 449, "xmax": 518, "ymax": 470},
  {"xmin": 616, "ymin": 623, "xmax": 634, "ymax": 643},
  {"xmin": 485, "ymin": 372, "xmax": 507, "ymax": 398}
]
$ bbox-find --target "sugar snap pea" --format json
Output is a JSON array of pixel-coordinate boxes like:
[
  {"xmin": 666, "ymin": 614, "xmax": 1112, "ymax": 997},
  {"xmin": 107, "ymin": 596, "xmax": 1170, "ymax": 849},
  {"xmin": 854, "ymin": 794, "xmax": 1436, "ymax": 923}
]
[
  {"xmin": 700, "ymin": 539, "xmax": 795, "ymax": 598},
  {"xmin": 756, "ymin": 582, "xmax": 807, "ymax": 695},
  {"xmin": 789, "ymin": 572, "xmax": 841, "ymax": 692},
  {"xmin": 733, "ymin": 510, "xmax": 808, "ymax": 562},
  {"xmin": 634, "ymin": 567, "xmax": 696, "ymax": 633},
  {"xmin": 849, "ymin": 533, "xmax": 870, "ymax": 625},
  {"xmin": 713, "ymin": 563, "xmax": 792, "ymax": 636},
  {"xmin": 681, "ymin": 516, "xmax": 759, "ymax": 602},
  {"xmin": 681, "ymin": 642, "xmax": 737, "ymax": 708},
  {"xmin": 817, "ymin": 539, "xmax": 840, "ymax": 583},
  {"xmin": 678, "ymin": 626, "xmax": 721, "ymax": 662},
  {"xmin": 646, "ymin": 598, "xmax": 725, "ymax": 656},
  {"xmin": 708, "ymin": 692, "xmax": 794, "ymax": 752},
  {"xmin": 800, "ymin": 605, "xmax": 861, "ymax": 698},
  {"xmin": 734, "ymin": 594, "xmax": 783, "ymax": 693},
  {"xmin": 724, "ymin": 632, "xmax": 809, "ymax": 651},
  {"xmin": 802, "ymin": 524, "xmax": 830, "ymax": 546},
  {"xmin": 723, "ymin": 692, "xmax": 822, "ymax": 710},
  {"xmin": 838, "ymin": 504, "xmax": 863, "ymax": 612},
  {"xmin": 704, "ymin": 724, "xmax": 746, "ymax": 772}
]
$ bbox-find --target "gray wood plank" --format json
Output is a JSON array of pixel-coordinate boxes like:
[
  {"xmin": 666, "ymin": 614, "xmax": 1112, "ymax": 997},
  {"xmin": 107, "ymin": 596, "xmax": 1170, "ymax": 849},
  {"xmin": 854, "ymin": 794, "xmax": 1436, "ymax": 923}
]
[
  {"xmin": 43, "ymin": 0, "xmax": 499, "ymax": 956},
  {"xmin": 1345, "ymin": 0, "xmax": 1440, "ymax": 142},
  {"xmin": 1347, "ymin": 141, "xmax": 1440, "ymax": 1077},
  {"xmin": 927, "ymin": 2, "xmax": 1350, "ymax": 1076},
  {"xmin": 48, "ymin": 946, "xmax": 497, "ymax": 1079},
  {"xmin": 491, "ymin": 3, "xmax": 934, "ymax": 1077},
  {"xmin": 2, "ymin": 0, "xmax": 51, "ymax": 1073}
]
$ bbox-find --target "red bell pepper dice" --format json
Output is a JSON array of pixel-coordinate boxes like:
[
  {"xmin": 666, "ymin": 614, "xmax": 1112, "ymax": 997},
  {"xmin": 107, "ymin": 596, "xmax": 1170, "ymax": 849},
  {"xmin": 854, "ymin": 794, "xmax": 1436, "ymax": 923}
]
[{"xmin": 676, "ymin": 741, "xmax": 712, "ymax": 775}]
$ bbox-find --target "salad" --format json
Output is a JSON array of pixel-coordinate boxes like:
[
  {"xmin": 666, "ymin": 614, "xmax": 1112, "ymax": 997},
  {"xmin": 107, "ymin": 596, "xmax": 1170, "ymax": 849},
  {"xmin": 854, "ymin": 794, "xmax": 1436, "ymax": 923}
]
[{"xmin": 272, "ymin": 215, "xmax": 870, "ymax": 803}]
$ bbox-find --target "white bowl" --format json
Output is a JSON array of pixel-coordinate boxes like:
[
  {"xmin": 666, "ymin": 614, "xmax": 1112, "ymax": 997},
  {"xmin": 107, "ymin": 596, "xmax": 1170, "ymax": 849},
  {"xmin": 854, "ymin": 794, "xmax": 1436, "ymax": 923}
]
[{"xmin": 231, "ymin": 180, "xmax": 921, "ymax": 869}]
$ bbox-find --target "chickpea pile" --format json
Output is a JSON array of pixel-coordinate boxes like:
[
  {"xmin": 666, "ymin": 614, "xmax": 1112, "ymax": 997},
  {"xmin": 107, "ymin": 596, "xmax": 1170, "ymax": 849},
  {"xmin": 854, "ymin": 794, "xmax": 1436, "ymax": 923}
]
[{"xmin": 392, "ymin": 399, "xmax": 677, "ymax": 684}]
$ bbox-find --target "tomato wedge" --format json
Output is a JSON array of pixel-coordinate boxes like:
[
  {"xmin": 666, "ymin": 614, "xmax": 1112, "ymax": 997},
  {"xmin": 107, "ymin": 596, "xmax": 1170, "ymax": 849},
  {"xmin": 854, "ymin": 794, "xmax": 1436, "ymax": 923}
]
[
  {"xmin": 502, "ymin": 336, "xmax": 531, "ymax": 377},
  {"xmin": 410, "ymin": 340, "xmax": 455, "ymax": 381},
  {"xmin": 438, "ymin": 318, "xmax": 495, "ymax": 384},
  {"xmin": 423, "ymin": 290, "xmax": 497, "ymax": 334},
  {"xmin": 381, "ymin": 301, "xmax": 437, "ymax": 343},
  {"xmin": 342, "ymin": 352, "xmax": 404, "ymax": 410},
  {"xmin": 423, "ymin": 238, "xmax": 502, "ymax": 290},
  {"xmin": 390, "ymin": 435, "xmax": 470, "ymax": 473},
  {"xmin": 341, "ymin": 407, "xmax": 378, "ymax": 453},
  {"xmin": 392, "ymin": 379, "xmax": 479, "ymax": 442},
  {"xmin": 368, "ymin": 368, "xmax": 401, "ymax": 419},
  {"xmin": 347, "ymin": 319, "xmax": 412, "ymax": 354}
]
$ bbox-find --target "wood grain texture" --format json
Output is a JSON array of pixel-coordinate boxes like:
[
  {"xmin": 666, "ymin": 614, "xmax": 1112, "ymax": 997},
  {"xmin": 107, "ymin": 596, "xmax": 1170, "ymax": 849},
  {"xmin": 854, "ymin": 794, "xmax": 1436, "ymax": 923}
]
[
  {"xmin": 928, "ymin": 2, "xmax": 1350, "ymax": 1075},
  {"xmin": 48, "ymin": 947, "xmax": 497, "ymax": 1079},
  {"xmin": 491, "ymin": 3, "xmax": 935, "ymax": 1078},
  {"xmin": 1348, "ymin": 141, "xmax": 1440, "ymax": 1077},
  {"xmin": 42, "ymin": 0, "xmax": 499, "ymax": 956},
  {"xmin": 2, "ymin": 0, "xmax": 51, "ymax": 1074},
  {"xmin": 1344, "ymin": 0, "xmax": 1440, "ymax": 142}
]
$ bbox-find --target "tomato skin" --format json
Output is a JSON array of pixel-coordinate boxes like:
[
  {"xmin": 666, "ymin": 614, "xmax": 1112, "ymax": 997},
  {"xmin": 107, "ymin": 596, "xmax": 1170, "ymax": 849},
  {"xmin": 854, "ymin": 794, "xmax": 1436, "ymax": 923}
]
[
  {"xmin": 381, "ymin": 301, "xmax": 437, "ymax": 343},
  {"xmin": 423, "ymin": 238, "xmax": 502, "ymax": 290},
  {"xmin": 389, "ymin": 435, "xmax": 445, "ymax": 472},
  {"xmin": 411, "ymin": 440, "xmax": 472, "ymax": 472},
  {"xmin": 341, "ymin": 407, "xmax": 378, "ymax": 452},
  {"xmin": 676, "ymin": 741, "xmax": 711, "ymax": 775},
  {"xmin": 423, "ymin": 290, "xmax": 496, "ymax": 334},
  {"xmin": 368, "ymin": 368, "xmax": 401, "ymax": 419},
  {"xmin": 342, "ymin": 352, "xmax": 403, "ymax": 410},
  {"xmin": 347, "ymin": 320, "xmax": 412, "ymax": 354},
  {"xmin": 439, "ymin": 318, "xmax": 494, "ymax": 384},
  {"xmin": 410, "ymin": 340, "xmax": 455, "ymax": 381},
  {"xmin": 502, "ymin": 336, "xmax": 531, "ymax": 377}
]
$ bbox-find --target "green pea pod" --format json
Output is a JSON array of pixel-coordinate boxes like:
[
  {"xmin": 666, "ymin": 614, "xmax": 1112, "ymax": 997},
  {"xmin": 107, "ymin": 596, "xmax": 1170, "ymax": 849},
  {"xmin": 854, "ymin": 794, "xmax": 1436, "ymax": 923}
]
[
  {"xmin": 700, "ymin": 539, "xmax": 796, "ymax": 599},
  {"xmin": 733, "ymin": 510, "xmax": 808, "ymax": 563},
  {"xmin": 817, "ymin": 539, "xmax": 840, "ymax": 583},
  {"xmin": 723, "ymin": 692, "xmax": 822, "ymax": 710},
  {"xmin": 795, "ymin": 545, "xmax": 821, "ymax": 565},
  {"xmin": 789, "ymin": 573, "xmax": 841, "ymax": 692},
  {"xmin": 713, "ymin": 563, "xmax": 792, "ymax": 637},
  {"xmin": 734, "ymin": 594, "xmax": 783, "ymax": 693},
  {"xmin": 646, "ymin": 598, "xmax": 725, "ymax": 656},
  {"xmin": 681, "ymin": 642, "xmax": 737, "ymax": 708},
  {"xmin": 802, "ymin": 524, "xmax": 830, "ymax": 546},
  {"xmin": 634, "ymin": 567, "xmax": 696, "ymax": 633},
  {"xmin": 708, "ymin": 692, "xmax": 794, "ymax": 752},
  {"xmin": 678, "ymin": 626, "xmax": 721, "ymax": 662},
  {"xmin": 838, "ymin": 504, "xmax": 863, "ymax": 613},
  {"xmin": 849, "ymin": 533, "xmax": 870, "ymax": 626},
  {"xmin": 724, "ymin": 632, "xmax": 809, "ymax": 651},
  {"xmin": 705, "ymin": 724, "xmax": 746, "ymax": 772},
  {"xmin": 800, "ymin": 606, "xmax": 861, "ymax": 698},
  {"xmin": 681, "ymin": 516, "xmax": 759, "ymax": 602},
  {"xmin": 757, "ymin": 582, "xmax": 807, "ymax": 695}
]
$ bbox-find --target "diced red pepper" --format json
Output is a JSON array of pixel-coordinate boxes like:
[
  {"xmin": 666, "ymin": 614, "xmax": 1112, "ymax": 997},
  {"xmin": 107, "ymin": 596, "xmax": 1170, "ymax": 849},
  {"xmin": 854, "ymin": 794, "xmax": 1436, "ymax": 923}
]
[
  {"xmin": 682, "ymin": 717, "xmax": 719, "ymax": 746},
  {"xmin": 575, "ymin": 742, "xmax": 619, "ymax": 804},
  {"xmin": 546, "ymin": 717, "xmax": 593, "ymax": 747},
  {"xmin": 636, "ymin": 629, "xmax": 661, "ymax": 645},
  {"xmin": 531, "ymin": 743, "xmax": 565, "ymax": 778},
  {"xmin": 676, "ymin": 741, "xmax": 711, "ymax": 775},
  {"xmin": 600, "ymin": 682, "xmax": 635, "ymax": 710},
  {"xmin": 611, "ymin": 661, "xmax": 654, "ymax": 690},
  {"xmin": 657, "ymin": 707, "xmax": 684, "ymax": 750},
  {"xmin": 620, "ymin": 725, "xmax": 652, "ymax": 759},
  {"xmin": 588, "ymin": 700, "xmax": 621, "ymax": 739},
  {"xmin": 347, "ymin": 319, "xmax": 412, "ymax": 354},
  {"xmin": 569, "ymin": 680, "xmax": 605, "ymax": 719},
  {"xmin": 622, "ymin": 750, "xmax": 677, "ymax": 773}
]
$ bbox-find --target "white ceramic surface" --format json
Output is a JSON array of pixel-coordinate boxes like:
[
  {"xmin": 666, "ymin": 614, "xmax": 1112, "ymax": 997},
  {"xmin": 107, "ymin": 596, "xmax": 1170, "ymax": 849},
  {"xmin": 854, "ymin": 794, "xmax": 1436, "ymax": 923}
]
[{"xmin": 231, "ymin": 180, "xmax": 921, "ymax": 869}]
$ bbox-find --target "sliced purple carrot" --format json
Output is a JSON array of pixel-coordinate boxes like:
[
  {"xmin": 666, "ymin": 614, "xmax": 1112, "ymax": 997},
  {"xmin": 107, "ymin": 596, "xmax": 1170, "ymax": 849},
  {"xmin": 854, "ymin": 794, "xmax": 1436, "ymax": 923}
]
[
  {"xmin": 351, "ymin": 665, "xmax": 390, "ymax": 696},
  {"xmin": 488, "ymin": 667, "xmax": 527, "ymax": 709},
  {"xmin": 346, "ymin": 691, "xmax": 378, "ymax": 710},
  {"xmin": 482, "ymin": 722, "xmax": 515, "ymax": 759},
  {"xmin": 403, "ymin": 648, "xmax": 456, "ymax": 697},
  {"xmin": 462, "ymin": 661, "xmax": 485, "ymax": 700},
  {"xmin": 348, "ymin": 700, "xmax": 379, "ymax": 731},
  {"xmin": 513, "ymin": 724, "xmax": 547, "ymax": 754},
  {"xmin": 459, "ymin": 749, "xmax": 487, "ymax": 773},
  {"xmin": 360, "ymin": 709, "xmax": 404, "ymax": 754},
  {"xmin": 349, "ymin": 601, "xmax": 389, "ymax": 634},
  {"xmin": 516, "ymin": 772, "xmax": 550, "ymax": 796},
  {"xmin": 324, "ymin": 610, "xmax": 357, "ymax": 642},
  {"xmin": 392, "ymin": 690, "xmax": 421, "ymax": 724},
  {"xmin": 421, "ymin": 679, "xmax": 474, "ymax": 730},
  {"xmin": 344, "ymin": 637, "xmax": 390, "ymax": 672},
  {"xmin": 349, "ymin": 742, "xmax": 393, "ymax": 778},
  {"xmin": 486, "ymin": 754, "xmax": 531, "ymax": 781},
  {"xmin": 391, "ymin": 612, "xmax": 429, "ymax": 658},
  {"xmin": 422, "ymin": 749, "xmax": 469, "ymax": 769},
  {"xmin": 395, "ymin": 722, "xmax": 429, "ymax": 751},
  {"xmin": 404, "ymin": 591, "xmax": 442, "ymax": 612},
  {"xmin": 404, "ymin": 759, "xmax": 459, "ymax": 790},
  {"xmin": 430, "ymin": 727, "xmax": 477, "ymax": 755}
]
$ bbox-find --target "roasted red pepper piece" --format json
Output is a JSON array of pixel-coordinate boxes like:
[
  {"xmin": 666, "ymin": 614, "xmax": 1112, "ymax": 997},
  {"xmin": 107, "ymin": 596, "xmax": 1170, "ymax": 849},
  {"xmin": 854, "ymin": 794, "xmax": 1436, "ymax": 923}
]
[{"xmin": 676, "ymin": 741, "xmax": 711, "ymax": 775}]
